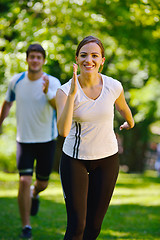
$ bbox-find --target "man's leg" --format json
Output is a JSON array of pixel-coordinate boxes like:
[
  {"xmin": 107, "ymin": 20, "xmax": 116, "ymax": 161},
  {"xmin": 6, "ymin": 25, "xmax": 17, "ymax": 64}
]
[
  {"xmin": 18, "ymin": 175, "xmax": 32, "ymax": 227},
  {"xmin": 16, "ymin": 142, "xmax": 34, "ymax": 238},
  {"xmin": 30, "ymin": 179, "xmax": 48, "ymax": 216},
  {"xmin": 30, "ymin": 140, "xmax": 56, "ymax": 216},
  {"xmin": 32, "ymin": 179, "xmax": 48, "ymax": 197},
  {"xmin": 33, "ymin": 140, "xmax": 56, "ymax": 197}
]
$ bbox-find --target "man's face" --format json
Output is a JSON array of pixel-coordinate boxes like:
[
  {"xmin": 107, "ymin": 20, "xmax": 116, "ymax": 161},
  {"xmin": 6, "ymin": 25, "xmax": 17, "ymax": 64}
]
[{"xmin": 26, "ymin": 51, "xmax": 45, "ymax": 73}]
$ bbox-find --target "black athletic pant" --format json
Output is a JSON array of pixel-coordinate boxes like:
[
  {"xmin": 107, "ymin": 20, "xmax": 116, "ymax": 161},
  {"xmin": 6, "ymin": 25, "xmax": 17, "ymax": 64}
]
[{"xmin": 60, "ymin": 152, "xmax": 119, "ymax": 240}]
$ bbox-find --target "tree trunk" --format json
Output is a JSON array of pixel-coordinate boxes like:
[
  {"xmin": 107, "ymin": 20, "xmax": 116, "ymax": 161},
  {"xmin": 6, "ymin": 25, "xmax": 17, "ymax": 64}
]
[{"xmin": 119, "ymin": 123, "xmax": 149, "ymax": 173}]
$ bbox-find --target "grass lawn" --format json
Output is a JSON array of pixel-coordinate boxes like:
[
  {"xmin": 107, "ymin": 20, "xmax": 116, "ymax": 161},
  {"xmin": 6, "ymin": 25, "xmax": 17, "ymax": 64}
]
[{"xmin": 0, "ymin": 170, "xmax": 160, "ymax": 240}]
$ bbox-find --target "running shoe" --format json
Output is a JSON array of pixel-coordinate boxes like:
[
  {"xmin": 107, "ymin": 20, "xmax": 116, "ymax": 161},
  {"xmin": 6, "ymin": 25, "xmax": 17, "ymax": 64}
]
[
  {"xmin": 30, "ymin": 185, "xmax": 40, "ymax": 216},
  {"xmin": 20, "ymin": 225, "xmax": 32, "ymax": 239}
]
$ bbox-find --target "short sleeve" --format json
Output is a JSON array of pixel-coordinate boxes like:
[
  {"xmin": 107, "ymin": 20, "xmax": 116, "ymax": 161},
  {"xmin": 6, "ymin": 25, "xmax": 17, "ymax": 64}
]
[
  {"xmin": 5, "ymin": 73, "xmax": 23, "ymax": 102},
  {"xmin": 58, "ymin": 79, "xmax": 72, "ymax": 96},
  {"xmin": 104, "ymin": 75, "xmax": 123, "ymax": 101},
  {"xmin": 113, "ymin": 79, "xmax": 123, "ymax": 100}
]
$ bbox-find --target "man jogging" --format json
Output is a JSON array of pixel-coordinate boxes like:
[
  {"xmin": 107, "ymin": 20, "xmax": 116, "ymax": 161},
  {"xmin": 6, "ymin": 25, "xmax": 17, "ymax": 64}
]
[{"xmin": 0, "ymin": 44, "xmax": 61, "ymax": 239}]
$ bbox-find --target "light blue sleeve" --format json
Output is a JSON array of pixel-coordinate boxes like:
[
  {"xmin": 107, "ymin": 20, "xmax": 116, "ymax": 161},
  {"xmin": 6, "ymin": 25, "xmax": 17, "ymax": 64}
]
[
  {"xmin": 5, "ymin": 72, "xmax": 26, "ymax": 102},
  {"xmin": 5, "ymin": 74, "xmax": 20, "ymax": 102}
]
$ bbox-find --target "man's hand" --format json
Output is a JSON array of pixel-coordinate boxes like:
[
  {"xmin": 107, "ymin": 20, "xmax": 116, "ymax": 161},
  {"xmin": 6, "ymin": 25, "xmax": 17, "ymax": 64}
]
[{"xmin": 42, "ymin": 75, "xmax": 49, "ymax": 94}]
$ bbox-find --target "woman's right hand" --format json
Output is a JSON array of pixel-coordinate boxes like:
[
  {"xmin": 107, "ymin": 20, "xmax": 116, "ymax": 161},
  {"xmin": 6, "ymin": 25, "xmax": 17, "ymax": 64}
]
[{"xmin": 69, "ymin": 63, "xmax": 78, "ymax": 96}]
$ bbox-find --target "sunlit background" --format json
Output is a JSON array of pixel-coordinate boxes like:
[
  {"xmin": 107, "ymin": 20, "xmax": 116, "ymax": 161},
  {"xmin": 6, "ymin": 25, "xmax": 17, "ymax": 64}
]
[{"xmin": 0, "ymin": 0, "xmax": 160, "ymax": 173}]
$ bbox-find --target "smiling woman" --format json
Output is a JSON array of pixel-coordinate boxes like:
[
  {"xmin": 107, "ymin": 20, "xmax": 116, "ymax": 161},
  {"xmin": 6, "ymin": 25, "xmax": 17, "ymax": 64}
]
[
  {"xmin": 75, "ymin": 42, "xmax": 105, "ymax": 98},
  {"xmin": 56, "ymin": 35, "xmax": 134, "ymax": 240},
  {"xmin": 76, "ymin": 35, "xmax": 105, "ymax": 74},
  {"xmin": 76, "ymin": 43, "xmax": 105, "ymax": 101}
]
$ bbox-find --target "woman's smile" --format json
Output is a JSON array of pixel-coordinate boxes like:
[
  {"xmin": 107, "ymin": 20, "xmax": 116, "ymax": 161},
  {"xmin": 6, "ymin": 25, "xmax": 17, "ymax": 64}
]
[{"xmin": 76, "ymin": 42, "xmax": 105, "ymax": 74}]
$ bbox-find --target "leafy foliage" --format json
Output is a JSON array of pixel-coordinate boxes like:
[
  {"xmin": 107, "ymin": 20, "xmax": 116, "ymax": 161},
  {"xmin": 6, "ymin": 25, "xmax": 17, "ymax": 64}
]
[{"xmin": 0, "ymin": 0, "xmax": 160, "ymax": 172}]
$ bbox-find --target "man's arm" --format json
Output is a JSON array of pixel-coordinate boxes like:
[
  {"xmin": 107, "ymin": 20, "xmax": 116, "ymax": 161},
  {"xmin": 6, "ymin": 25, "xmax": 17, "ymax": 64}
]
[
  {"xmin": 48, "ymin": 98, "xmax": 56, "ymax": 109},
  {"xmin": 42, "ymin": 75, "xmax": 60, "ymax": 109},
  {"xmin": 0, "ymin": 100, "xmax": 13, "ymax": 126}
]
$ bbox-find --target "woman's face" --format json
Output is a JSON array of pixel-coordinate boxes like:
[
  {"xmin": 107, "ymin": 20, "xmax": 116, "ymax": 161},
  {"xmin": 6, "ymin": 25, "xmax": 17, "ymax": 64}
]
[{"xmin": 76, "ymin": 42, "xmax": 105, "ymax": 75}]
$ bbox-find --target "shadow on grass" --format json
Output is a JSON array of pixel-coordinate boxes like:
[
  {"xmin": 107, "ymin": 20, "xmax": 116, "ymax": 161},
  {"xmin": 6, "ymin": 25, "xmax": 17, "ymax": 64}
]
[
  {"xmin": 0, "ymin": 197, "xmax": 160, "ymax": 240},
  {"xmin": 100, "ymin": 204, "xmax": 160, "ymax": 240},
  {"xmin": 0, "ymin": 197, "xmax": 65, "ymax": 240},
  {"xmin": 116, "ymin": 172, "xmax": 160, "ymax": 189},
  {"xmin": 0, "ymin": 171, "xmax": 160, "ymax": 239}
]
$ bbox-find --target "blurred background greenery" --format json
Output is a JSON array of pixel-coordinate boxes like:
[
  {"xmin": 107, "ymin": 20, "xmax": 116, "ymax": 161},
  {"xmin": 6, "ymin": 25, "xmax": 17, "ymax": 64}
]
[{"xmin": 0, "ymin": 0, "xmax": 160, "ymax": 173}]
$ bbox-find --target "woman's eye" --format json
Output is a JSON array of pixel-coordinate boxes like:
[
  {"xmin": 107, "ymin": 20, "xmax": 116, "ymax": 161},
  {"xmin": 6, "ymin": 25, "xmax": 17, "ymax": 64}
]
[
  {"xmin": 80, "ymin": 54, "xmax": 86, "ymax": 58},
  {"xmin": 92, "ymin": 55, "xmax": 98, "ymax": 58}
]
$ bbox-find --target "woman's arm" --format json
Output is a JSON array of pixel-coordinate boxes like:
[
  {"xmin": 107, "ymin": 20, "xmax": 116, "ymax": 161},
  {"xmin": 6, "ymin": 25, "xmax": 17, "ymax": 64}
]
[
  {"xmin": 56, "ymin": 64, "xmax": 78, "ymax": 137},
  {"xmin": 115, "ymin": 90, "xmax": 134, "ymax": 130}
]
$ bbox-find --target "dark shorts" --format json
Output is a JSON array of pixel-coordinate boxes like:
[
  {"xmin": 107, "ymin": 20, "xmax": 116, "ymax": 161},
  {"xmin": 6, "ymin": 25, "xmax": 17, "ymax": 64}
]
[{"xmin": 16, "ymin": 140, "xmax": 56, "ymax": 181}]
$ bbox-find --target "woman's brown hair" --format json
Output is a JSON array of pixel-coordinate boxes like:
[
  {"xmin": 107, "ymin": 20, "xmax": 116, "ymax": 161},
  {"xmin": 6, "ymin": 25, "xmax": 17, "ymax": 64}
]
[
  {"xmin": 76, "ymin": 36, "xmax": 105, "ymax": 72},
  {"xmin": 76, "ymin": 36, "xmax": 105, "ymax": 58}
]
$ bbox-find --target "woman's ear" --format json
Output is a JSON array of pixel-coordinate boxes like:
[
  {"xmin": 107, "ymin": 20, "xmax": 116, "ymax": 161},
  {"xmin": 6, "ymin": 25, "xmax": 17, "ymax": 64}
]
[
  {"xmin": 99, "ymin": 57, "xmax": 105, "ymax": 73},
  {"xmin": 102, "ymin": 57, "xmax": 105, "ymax": 65},
  {"xmin": 75, "ymin": 56, "xmax": 78, "ymax": 64}
]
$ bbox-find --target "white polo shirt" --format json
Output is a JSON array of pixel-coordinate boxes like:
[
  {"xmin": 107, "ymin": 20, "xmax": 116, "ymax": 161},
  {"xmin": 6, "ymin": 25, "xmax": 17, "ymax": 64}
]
[
  {"xmin": 5, "ymin": 71, "xmax": 61, "ymax": 143},
  {"xmin": 60, "ymin": 74, "xmax": 123, "ymax": 160}
]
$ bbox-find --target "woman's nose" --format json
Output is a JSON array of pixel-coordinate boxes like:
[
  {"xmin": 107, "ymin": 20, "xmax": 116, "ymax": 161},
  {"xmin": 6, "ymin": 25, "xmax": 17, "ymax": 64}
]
[{"xmin": 85, "ymin": 55, "xmax": 92, "ymax": 63}]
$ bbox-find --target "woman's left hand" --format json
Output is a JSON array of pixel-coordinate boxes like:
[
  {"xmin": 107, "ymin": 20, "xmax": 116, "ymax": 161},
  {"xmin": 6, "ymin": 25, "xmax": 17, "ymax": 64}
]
[{"xmin": 119, "ymin": 121, "xmax": 132, "ymax": 131}]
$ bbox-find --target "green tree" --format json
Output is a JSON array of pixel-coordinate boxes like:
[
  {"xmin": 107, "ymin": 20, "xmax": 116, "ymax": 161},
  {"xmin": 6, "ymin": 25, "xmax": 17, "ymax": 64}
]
[{"xmin": 0, "ymin": 0, "xmax": 160, "ymax": 172}]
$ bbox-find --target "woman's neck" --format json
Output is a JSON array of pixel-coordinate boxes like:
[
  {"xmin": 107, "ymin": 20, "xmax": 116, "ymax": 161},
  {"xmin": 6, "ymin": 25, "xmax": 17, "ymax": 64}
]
[{"xmin": 78, "ymin": 72, "xmax": 102, "ymax": 88}]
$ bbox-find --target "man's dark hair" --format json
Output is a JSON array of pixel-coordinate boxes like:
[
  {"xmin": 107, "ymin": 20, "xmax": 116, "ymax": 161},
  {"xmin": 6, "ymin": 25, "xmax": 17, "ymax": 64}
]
[{"xmin": 26, "ymin": 44, "xmax": 46, "ymax": 59}]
